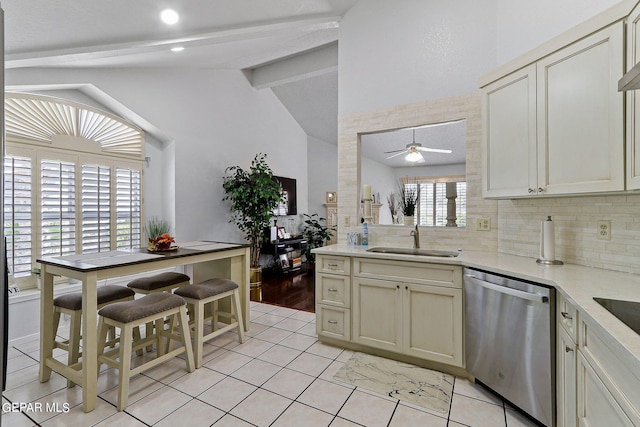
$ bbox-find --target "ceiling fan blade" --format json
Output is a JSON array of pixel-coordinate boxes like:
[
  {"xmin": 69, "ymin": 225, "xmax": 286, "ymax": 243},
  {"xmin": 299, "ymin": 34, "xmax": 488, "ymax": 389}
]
[
  {"xmin": 383, "ymin": 149, "xmax": 405, "ymax": 154},
  {"xmin": 416, "ymin": 147, "xmax": 452, "ymax": 154},
  {"xmin": 385, "ymin": 151, "xmax": 407, "ymax": 160}
]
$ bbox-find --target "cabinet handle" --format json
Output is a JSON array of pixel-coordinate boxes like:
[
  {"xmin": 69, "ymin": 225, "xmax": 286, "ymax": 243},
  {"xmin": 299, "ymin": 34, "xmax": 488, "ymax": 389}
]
[
  {"xmin": 528, "ymin": 188, "xmax": 535, "ymax": 194},
  {"xmin": 538, "ymin": 187, "xmax": 544, "ymax": 193},
  {"xmin": 328, "ymin": 288, "xmax": 338, "ymax": 292},
  {"xmin": 328, "ymin": 320, "xmax": 338, "ymax": 324},
  {"xmin": 561, "ymin": 311, "xmax": 572, "ymax": 320},
  {"xmin": 565, "ymin": 346, "xmax": 574, "ymax": 353},
  {"xmin": 327, "ymin": 263, "xmax": 339, "ymax": 268}
]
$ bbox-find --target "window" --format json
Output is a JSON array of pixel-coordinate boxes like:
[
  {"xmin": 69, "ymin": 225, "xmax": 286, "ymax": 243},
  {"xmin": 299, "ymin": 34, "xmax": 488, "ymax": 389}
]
[
  {"xmin": 3, "ymin": 92, "xmax": 145, "ymax": 284},
  {"xmin": 408, "ymin": 178, "xmax": 466, "ymax": 227}
]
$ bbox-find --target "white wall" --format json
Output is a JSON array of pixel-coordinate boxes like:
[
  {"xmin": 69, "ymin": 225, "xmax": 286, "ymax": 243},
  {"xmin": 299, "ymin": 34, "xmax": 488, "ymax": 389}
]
[
  {"xmin": 361, "ymin": 156, "xmax": 396, "ymax": 224},
  {"xmin": 5, "ymin": 67, "xmax": 308, "ymax": 245},
  {"xmin": 339, "ymin": 0, "xmax": 623, "ymax": 116},
  {"xmin": 307, "ymin": 136, "xmax": 338, "ymax": 220}
]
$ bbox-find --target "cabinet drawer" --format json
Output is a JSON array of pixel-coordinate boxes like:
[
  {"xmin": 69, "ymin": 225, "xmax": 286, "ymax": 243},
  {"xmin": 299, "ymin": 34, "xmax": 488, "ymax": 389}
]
[
  {"xmin": 317, "ymin": 306, "xmax": 350, "ymax": 340},
  {"xmin": 579, "ymin": 319, "xmax": 640, "ymax": 424},
  {"xmin": 354, "ymin": 258, "xmax": 461, "ymax": 288},
  {"xmin": 317, "ymin": 255, "xmax": 350, "ymax": 275},
  {"xmin": 558, "ymin": 293, "xmax": 578, "ymax": 342},
  {"xmin": 316, "ymin": 273, "xmax": 350, "ymax": 308}
]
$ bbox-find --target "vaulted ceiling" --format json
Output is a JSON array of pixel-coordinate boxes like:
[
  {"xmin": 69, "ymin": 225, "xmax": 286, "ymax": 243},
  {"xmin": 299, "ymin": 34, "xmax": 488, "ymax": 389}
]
[{"xmin": 2, "ymin": 0, "xmax": 356, "ymax": 144}]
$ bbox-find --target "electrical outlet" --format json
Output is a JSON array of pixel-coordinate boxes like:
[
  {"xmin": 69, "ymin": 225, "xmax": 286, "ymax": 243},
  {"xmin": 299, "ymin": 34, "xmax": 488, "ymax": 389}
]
[
  {"xmin": 476, "ymin": 218, "xmax": 491, "ymax": 231},
  {"xmin": 344, "ymin": 216, "xmax": 350, "ymax": 226},
  {"xmin": 597, "ymin": 220, "xmax": 611, "ymax": 241}
]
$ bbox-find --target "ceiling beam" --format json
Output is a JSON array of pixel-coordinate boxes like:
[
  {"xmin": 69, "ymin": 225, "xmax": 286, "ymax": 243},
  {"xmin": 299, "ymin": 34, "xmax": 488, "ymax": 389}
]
[
  {"xmin": 249, "ymin": 42, "xmax": 338, "ymax": 89},
  {"xmin": 6, "ymin": 17, "xmax": 340, "ymax": 69}
]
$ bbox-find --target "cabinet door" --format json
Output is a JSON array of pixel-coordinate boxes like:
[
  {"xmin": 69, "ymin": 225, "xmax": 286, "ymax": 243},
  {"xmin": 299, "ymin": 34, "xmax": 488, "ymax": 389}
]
[
  {"xmin": 482, "ymin": 64, "xmax": 537, "ymax": 197},
  {"xmin": 627, "ymin": 4, "xmax": 640, "ymax": 189},
  {"xmin": 537, "ymin": 22, "xmax": 624, "ymax": 195},
  {"xmin": 402, "ymin": 283, "xmax": 463, "ymax": 366},
  {"xmin": 352, "ymin": 277, "xmax": 402, "ymax": 352},
  {"xmin": 576, "ymin": 352, "xmax": 634, "ymax": 427},
  {"xmin": 557, "ymin": 327, "xmax": 577, "ymax": 427}
]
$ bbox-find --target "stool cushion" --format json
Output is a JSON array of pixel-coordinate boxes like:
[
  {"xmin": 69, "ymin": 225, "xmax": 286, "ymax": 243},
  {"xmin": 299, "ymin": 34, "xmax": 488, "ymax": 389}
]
[
  {"xmin": 127, "ymin": 272, "xmax": 190, "ymax": 292},
  {"xmin": 99, "ymin": 293, "xmax": 186, "ymax": 323},
  {"xmin": 53, "ymin": 285, "xmax": 136, "ymax": 311},
  {"xmin": 174, "ymin": 278, "xmax": 238, "ymax": 300}
]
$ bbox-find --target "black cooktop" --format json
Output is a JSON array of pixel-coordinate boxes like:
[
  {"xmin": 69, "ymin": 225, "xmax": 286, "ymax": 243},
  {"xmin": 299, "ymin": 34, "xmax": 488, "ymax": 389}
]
[{"xmin": 594, "ymin": 297, "xmax": 640, "ymax": 336}]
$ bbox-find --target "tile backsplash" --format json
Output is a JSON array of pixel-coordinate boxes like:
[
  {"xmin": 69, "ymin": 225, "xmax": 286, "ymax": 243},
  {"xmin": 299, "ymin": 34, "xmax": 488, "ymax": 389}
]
[{"xmin": 498, "ymin": 194, "xmax": 640, "ymax": 274}]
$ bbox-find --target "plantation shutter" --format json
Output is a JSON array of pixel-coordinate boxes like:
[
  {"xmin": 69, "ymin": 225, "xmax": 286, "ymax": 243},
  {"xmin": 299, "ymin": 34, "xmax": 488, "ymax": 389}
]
[
  {"xmin": 456, "ymin": 182, "xmax": 467, "ymax": 227},
  {"xmin": 81, "ymin": 164, "xmax": 111, "ymax": 253},
  {"xmin": 4, "ymin": 155, "xmax": 33, "ymax": 277},
  {"xmin": 41, "ymin": 160, "xmax": 76, "ymax": 256},
  {"xmin": 116, "ymin": 168, "xmax": 142, "ymax": 249},
  {"xmin": 434, "ymin": 183, "xmax": 447, "ymax": 226}
]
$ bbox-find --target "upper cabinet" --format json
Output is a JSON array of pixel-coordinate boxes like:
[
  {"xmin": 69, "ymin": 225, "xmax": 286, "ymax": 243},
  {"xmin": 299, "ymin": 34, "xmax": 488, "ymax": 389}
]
[
  {"xmin": 483, "ymin": 22, "xmax": 625, "ymax": 198},
  {"xmin": 626, "ymin": 2, "xmax": 640, "ymax": 189}
]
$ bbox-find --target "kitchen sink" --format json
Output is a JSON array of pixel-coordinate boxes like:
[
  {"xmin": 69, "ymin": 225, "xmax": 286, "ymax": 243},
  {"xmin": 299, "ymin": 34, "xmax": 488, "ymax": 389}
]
[{"xmin": 366, "ymin": 247, "xmax": 459, "ymax": 257}]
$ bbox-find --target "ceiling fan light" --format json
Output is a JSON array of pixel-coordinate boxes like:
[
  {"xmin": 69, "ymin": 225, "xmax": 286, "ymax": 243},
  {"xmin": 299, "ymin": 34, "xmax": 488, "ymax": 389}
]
[
  {"xmin": 405, "ymin": 151, "xmax": 423, "ymax": 162},
  {"xmin": 160, "ymin": 9, "xmax": 180, "ymax": 25}
]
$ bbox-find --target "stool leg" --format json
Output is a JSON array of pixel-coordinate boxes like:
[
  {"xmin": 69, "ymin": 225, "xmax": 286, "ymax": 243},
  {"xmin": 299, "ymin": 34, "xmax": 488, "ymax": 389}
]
[
  {"xmin": 67, "ymin": 310, "xmax": 82, "ymax": 388},
  {"xmin": 193, "ymin": 300, "xmax": 205, "ymax": 369},
  {"xmin": 178, "ymin": 306, "xmax": 195, "ymax": 373},
  {"xmin": 117, "ymin": 323, "xmax": 133, "ymax": 411},
  {"xmin": 212, "ymin": 300, "xmax": 219, "ymax": 331},
  {"xmin": 52, "ymin": 310, "xmax": 62, "ymax": 338},
  {"xmin": 96, "ymin": 317, "xmax": 110, "ymax": 374},
  {"xmin": 155, "ymin": 318, "xmax": 165, "ymax": 357},
  {"xmin": 133, "ymin": 326, "xmax": 143, "ymax": 357},
  {"xmin": 145, "ymin": 322, "xmax": 154, "ymax": 353},
  {"xmin": 165, "ymin": 314, "xmax": 177, "ymax": 353},
  {"xmin": 231, "ymin": 289, "xmax": 246, "ymax": 344}
]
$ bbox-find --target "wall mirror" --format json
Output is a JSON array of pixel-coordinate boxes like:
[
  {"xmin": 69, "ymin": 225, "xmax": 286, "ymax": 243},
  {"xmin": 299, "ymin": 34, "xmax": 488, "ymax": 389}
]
[{"xmin": 360, "ymin": 119, "xmax": 467, "ymax": 227}]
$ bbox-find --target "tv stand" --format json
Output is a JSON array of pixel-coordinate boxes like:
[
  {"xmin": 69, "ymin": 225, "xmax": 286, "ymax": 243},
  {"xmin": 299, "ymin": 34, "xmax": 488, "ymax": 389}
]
[{"xmin": 261, "ymin": 238, "xmax": 308, "ymax": 273}]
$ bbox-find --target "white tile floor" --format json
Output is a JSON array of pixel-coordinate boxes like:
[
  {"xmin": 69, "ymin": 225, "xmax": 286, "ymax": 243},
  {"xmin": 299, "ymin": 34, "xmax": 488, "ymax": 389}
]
[{"xmin": 1, "ymin": 302, "xmax": 539, "ymax": 426}]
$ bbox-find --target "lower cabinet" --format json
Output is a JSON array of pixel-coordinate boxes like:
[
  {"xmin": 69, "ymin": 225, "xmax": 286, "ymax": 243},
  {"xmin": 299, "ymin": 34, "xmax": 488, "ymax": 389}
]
[
  {"xmin": 352, "ymin": 277, "xmax": 463, "ymax": 367},
  {"xmin": 576, "ymin": 352, "xmax": 634, "ymax": 426},
  {"xmin": 557, "ymin": 326, "xmax": 577, "ymax": 427}
]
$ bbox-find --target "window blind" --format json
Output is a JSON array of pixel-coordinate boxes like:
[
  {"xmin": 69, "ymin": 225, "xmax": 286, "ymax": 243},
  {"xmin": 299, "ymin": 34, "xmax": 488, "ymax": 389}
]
[
  {"xmin": 41, "ymin": 160, "xmax": 76, "ymax": 257},
  {"xmin": 116, "ymin": 168, "xmax": 142, "ymax": 249},
  {"xmin": 81, "ymin": 164, "xmax": 111, "ymax": 253},
  {"xmin": 4, "ymin": 156, "xmax": 33, "ymax": 277}
]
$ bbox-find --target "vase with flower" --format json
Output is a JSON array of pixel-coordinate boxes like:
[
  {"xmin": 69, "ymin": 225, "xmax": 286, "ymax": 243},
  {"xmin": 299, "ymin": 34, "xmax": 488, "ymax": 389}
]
[{"xmin": 146, "ymin": 217, "xmax": 176, "ymax": 251}]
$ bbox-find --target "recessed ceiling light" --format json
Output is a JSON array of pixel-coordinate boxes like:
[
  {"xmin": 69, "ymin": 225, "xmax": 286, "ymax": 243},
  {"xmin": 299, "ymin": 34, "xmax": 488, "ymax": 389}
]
[
  {"xmin": 171, "ymin": 46, "xmax": 184, "ymax": 52},
  {"xmin": 160, "ymin": 9, "xmax": 179, "ymax": 25}
]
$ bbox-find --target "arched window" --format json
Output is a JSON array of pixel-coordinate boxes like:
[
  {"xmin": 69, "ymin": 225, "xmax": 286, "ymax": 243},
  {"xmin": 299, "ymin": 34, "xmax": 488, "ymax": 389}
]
[{"xmin": 3, "ymin": 93, "xmax": 145, "ymax": 288}]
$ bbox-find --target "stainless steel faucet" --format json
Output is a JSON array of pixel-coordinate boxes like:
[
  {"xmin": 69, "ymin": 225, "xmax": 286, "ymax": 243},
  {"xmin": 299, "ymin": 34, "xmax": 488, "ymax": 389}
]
[{"xmin": 410, "ymin": 224, "xmax": 420, "ymax": 249}]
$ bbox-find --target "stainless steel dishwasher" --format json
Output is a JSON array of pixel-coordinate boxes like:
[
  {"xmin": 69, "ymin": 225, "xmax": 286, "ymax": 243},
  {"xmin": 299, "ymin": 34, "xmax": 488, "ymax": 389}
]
[{"xmin": 464, "ymin": 267, "xmax": 555, "ymax": 427}]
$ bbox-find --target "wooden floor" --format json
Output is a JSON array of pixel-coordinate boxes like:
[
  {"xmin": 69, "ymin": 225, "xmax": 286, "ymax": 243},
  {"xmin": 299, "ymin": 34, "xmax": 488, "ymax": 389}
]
[{"xmin": 250, "ymin": 266, "xmax": 315, "ymax": 312}]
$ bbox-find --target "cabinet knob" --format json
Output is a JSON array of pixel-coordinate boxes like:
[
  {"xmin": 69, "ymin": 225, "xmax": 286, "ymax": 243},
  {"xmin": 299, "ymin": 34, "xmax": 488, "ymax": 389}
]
[
  {"xmin": 561, "ymin": 311, "xmax": 572, "ymax": 320},
  {"xmin": 405, "ymin": 286, "xmax": 408, "ymax": 290},
  {"xmin": 528, "ymin": 188, "xmax": 535, "ymax": 194},
  {"xmin": 396, "ymin": 285, "xmax": 400, "ymax": 289},
  {"xmin": 565, "ymin": 346, "xmax": 574, "ymax": 353},
  {"xmin": 538, "ymin": 187, "xmax": 544, "ymax": 193}
]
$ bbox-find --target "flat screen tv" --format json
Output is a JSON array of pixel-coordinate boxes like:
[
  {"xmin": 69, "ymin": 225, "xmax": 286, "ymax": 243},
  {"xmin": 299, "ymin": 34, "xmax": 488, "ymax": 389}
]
[{"xmin": 274, "ymin": 176, "xmax": 297, "ymax": 216}]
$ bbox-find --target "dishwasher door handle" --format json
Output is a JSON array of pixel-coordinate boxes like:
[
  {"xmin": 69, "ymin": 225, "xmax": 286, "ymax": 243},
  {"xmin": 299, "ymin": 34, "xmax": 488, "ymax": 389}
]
[{"xmin": 465, "ymin": 275, "xmax": 549, "ymax": 303}]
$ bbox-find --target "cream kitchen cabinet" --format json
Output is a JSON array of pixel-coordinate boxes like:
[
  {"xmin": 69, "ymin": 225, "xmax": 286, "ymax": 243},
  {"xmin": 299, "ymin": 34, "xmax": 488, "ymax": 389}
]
[
  {"xmin": 557, "ymin": 294, "xmax": 578, "ymax": 427},
  {"xmin": 352, "ymin": 258, "xmax": 463, "ymax": 367},
  {"xmin": 483, "ymin": 22, "xmax": 624, "ymax": 198},
  {"xmin": 315, "ymin": 255, "xmax": 351, "ymax": 340},
  {"xmin": 625, "ymin": 2, "xmax": 640, "ymax": 189}
]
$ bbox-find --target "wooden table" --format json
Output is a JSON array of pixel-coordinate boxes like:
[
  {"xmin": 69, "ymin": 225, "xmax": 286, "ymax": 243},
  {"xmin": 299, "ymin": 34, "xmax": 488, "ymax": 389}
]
[{"xmin": 37, "ymin": 241, "xmax": 250, "ymax": 413}]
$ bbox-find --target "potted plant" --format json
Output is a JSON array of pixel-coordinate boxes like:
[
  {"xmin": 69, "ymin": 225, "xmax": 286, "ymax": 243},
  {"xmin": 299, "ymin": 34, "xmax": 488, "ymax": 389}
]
[
  {"xmin": 222, "ymin": 153, "xmax": 284, "ymax": 287},
  {"xmin": 398, "ymin": 180, "xmax": 419, "ymax": 225},
  {"xmin": 145, "ymin": 216, "xmax": 175, "ymax": 251},
  {"xmin": 302, "ymin": 213, "xmax": 335, "ymax": 268}
]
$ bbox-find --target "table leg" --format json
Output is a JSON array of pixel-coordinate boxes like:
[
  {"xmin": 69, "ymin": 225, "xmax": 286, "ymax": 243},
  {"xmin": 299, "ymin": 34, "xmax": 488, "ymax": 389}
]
[
  {"xmin": 230, "ymin": 248, "xmax": 250, "ymax": 332},
  {"xmin": 39, "ymin": 270, "xmax": 55, "ymax": 382},
  {"xmin": 82, "ymin": 272, "xmax": 98, "ymax": 412}
]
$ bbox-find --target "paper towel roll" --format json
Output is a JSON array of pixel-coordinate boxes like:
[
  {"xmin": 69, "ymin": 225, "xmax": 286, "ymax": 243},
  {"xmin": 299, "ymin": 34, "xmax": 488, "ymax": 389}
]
[{"xmin": 540, "ymin": 217, "xmax": 555, "ymax": 261}]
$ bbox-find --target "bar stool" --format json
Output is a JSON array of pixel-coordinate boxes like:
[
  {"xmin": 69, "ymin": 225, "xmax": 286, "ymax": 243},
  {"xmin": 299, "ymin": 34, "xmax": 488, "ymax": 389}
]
[
  {"xmin": 127, "ymin": 272, "xmax": 190, "ymax": 349},
  {"xmin": 52, "ymin": 285, "xmax": 136, "ymax": 387},
  {"xmin": 97, "ymin": 292, "xmax": 195, "ymax": 411},
  {"xmin": 174, "ymin": 278, "xmax": 245, "ymax": 368}
]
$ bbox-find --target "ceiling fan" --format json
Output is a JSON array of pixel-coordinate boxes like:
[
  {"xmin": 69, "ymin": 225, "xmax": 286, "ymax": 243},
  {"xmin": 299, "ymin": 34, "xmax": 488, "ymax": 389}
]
[{"xmin": 384, "ymin": 129, "xmax": 452, "ymax": 163}]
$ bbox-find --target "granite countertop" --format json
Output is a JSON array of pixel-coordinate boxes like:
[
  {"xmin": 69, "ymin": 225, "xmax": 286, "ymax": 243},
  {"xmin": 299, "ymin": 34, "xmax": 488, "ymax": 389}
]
[{"xmin": 313, "ymin": 244, "xmax": 640, "ymax": 375}]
